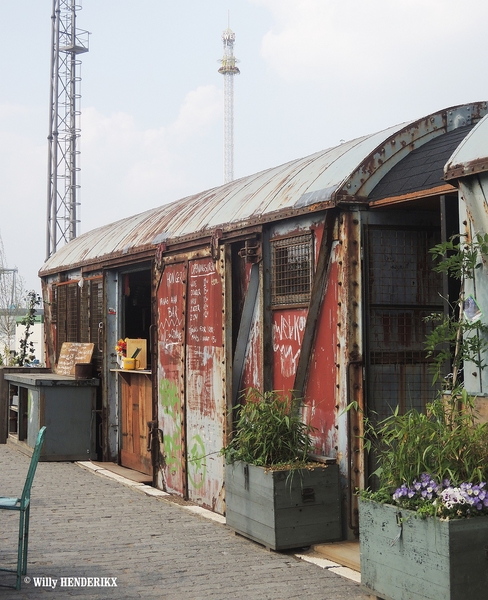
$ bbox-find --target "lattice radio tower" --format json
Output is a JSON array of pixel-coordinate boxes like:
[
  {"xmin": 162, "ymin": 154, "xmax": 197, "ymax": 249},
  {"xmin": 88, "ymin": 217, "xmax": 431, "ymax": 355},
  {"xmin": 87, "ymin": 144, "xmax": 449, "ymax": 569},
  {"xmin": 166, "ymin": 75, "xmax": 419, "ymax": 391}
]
[
  {"xmin": 46, "ymin": 0, "xmax": 89, "ymax": 259},
  {"xmin": 218, "ymin": 24, "xmax": 239, "ymax": 184}
]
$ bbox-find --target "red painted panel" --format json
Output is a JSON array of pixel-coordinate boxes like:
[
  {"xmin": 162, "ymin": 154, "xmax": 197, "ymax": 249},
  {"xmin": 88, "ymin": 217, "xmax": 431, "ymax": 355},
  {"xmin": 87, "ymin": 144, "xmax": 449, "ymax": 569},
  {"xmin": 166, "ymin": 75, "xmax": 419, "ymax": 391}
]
[
  {"xmin": 272, "ymin": 308, "xmax": 308, "ymax": 395},
  {"xmin": 186, "ymin": 258, "xmax": 225, "ymax": 513},
  {"xmin": 304, "ymin": 254, "xmax": 340, "ymax": 456},
  {"xmin": 157, "ymin": 262, "xmax": 187, "ymax": 496}
]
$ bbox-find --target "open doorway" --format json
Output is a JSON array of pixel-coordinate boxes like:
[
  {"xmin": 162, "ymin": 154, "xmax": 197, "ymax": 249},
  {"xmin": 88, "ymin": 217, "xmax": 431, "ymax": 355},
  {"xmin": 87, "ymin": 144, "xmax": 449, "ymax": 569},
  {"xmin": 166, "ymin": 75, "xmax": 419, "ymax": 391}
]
[
  {"xmin": 121, "ymin": 269, "xmax": 152, "ymax": 355},
  {"xmin": 118, "ymin": 266, "xmax": 153, "ymax": 476}
]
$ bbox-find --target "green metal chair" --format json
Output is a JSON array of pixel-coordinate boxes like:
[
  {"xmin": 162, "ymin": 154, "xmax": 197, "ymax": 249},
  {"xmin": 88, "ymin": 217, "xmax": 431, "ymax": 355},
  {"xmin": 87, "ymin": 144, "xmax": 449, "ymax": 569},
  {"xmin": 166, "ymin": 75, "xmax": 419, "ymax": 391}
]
[{"xmin": 0, "ymin": 426, "xmax": 46, "ymax": 590}]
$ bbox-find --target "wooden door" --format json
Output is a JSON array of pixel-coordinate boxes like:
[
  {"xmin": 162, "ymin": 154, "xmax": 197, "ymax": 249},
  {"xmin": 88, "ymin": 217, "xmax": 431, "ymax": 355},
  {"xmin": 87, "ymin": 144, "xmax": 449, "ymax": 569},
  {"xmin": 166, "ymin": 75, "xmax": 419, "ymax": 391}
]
[{"xmin": 120, "ymin": 373, "xmax": 152, "ymax": 475}]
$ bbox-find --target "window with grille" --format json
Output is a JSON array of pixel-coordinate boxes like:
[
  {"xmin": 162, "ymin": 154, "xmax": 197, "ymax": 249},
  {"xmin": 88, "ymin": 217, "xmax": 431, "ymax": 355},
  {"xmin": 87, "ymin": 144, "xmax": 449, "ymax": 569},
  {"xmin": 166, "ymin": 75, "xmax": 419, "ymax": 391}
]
[{"xmin": 271, "ymin": 234, "xmax": 313, "ymax": 307}]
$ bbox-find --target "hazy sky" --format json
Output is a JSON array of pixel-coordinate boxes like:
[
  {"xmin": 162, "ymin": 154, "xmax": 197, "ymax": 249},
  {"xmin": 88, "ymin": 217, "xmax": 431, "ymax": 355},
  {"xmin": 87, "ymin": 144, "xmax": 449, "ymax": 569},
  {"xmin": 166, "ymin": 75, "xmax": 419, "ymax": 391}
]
[{"xmin": 1, "ymin": 0, "xmax": 488, "ymax": 292}]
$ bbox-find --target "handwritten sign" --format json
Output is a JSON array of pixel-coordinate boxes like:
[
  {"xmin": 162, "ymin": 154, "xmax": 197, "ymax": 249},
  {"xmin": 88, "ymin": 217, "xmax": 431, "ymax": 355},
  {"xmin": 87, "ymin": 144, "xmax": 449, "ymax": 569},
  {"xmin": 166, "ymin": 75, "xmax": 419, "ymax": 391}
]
[
  {"xmin": 54, "ymin": 342, "xmax": 94, "ymax": 376},
  {"xmin": 158, "ymin": 263, "xmax": 186, "ymax": 361},
  {"xmin": 187, "ymin": 259, "xmax": 222, "ymax": 347}
]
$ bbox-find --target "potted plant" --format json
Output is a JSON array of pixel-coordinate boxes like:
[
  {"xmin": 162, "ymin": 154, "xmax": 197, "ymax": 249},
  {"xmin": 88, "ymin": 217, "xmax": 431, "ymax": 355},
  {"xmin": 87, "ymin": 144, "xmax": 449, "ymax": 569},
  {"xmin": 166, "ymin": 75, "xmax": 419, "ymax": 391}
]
[
  {"xmin": 356, "ymin": 233, "xmax": 488, "ymax": 600},
  {"xmin": 115, "ymin": 338, "xmax": 127, "ymax": 368},
  {"xmin": 223, "ymin": 388, "xmax": 342, "ymax": 550}
]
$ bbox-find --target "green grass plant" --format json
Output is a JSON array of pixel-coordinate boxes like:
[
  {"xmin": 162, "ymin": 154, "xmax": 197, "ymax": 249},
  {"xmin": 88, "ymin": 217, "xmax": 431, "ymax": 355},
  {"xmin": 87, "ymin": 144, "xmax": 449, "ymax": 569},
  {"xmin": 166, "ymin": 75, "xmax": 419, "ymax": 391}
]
[{"xmin": 223, "ymin": 388, "xmax": 315, "ymax": 468}]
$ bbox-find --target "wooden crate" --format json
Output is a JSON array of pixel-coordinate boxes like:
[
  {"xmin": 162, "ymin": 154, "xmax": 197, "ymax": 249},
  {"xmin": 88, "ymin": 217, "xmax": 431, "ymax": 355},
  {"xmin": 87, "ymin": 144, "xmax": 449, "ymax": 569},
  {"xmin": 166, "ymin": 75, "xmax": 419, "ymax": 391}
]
[
  {"xmin": 126, "ymin": 339, "xmax": 147, "ymax": 370},
  {"xmin": 225, "ymin": 461, "xmax": 341, "ymax": 550},
  {"xmin": 359, "ymin": 498, "xmax": 488, "ymax": 600}
]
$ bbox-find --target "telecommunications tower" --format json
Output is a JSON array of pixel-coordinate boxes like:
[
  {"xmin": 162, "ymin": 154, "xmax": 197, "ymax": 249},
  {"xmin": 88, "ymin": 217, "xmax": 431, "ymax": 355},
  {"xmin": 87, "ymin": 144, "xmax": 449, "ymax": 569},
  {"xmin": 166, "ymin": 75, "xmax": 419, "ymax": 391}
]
[
  {"xmin": 46, "ymin": 0, "xmax": 89, "ymax": 259},
  {"xmin": 218, "ymin": 25, "xmax": 239, "ymax": 184}
]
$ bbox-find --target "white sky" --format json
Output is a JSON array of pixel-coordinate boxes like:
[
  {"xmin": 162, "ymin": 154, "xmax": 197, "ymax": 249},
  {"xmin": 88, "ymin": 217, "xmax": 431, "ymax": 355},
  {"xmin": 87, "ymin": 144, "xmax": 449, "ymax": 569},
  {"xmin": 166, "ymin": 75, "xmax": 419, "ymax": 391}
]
[{"xmin": 1, "ymin": 0, "xmax": 488, "ymax": 292}]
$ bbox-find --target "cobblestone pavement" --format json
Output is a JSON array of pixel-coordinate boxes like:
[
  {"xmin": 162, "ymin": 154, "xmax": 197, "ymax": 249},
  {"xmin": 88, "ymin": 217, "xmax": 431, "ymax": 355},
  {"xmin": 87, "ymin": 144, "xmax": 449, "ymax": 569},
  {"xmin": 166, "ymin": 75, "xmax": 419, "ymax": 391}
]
[{"xmin": 0, "ymin": 445, "xmax": 369, "ymax": 599}]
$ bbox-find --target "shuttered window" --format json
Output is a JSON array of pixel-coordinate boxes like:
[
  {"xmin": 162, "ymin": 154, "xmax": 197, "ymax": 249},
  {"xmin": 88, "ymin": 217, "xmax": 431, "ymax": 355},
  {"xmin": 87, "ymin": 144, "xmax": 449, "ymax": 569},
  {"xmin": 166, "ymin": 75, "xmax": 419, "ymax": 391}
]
[
  {"xmin": 53, "ymin": 282, "xmax": 79, "ymax": 359},
  {"xmin": 54, "ymin": 277, "xmax": 103, "ymax": 368}
]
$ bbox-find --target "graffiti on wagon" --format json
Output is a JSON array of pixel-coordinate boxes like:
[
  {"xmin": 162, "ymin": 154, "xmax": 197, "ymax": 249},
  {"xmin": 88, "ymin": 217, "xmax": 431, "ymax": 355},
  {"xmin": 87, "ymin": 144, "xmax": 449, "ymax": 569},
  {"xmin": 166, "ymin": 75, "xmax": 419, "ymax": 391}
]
[
  {"xmin": 273, "ymin": 310, "xmax": 307, "ymax": 379},
  {"xmin": 159, "ymin": 378, "xmax": 182, "ymax": 473}
]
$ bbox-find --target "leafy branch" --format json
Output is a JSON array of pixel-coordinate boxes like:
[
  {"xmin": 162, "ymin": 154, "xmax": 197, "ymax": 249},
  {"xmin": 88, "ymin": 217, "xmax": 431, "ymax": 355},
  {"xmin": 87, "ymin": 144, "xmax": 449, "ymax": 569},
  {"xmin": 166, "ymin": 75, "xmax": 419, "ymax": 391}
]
[
  {"xmin": 14, "ymin": 290, "xmax": 41, "ymax": 366},
  {"xmin": 426, "ymin": 233, "xmax": 488, "ymax": 387}
]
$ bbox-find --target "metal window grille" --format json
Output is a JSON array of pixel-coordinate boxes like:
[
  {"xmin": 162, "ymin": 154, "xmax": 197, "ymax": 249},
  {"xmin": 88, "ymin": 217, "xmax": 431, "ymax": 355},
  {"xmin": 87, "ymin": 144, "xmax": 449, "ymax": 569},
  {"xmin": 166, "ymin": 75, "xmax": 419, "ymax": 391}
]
[
  {"xmin": 366, "ymin": 226, "xmax": 444, "ymax": 418},
  {"xmin": 271, "ymin": 234, "xmax": 313, "ymax": 307}
]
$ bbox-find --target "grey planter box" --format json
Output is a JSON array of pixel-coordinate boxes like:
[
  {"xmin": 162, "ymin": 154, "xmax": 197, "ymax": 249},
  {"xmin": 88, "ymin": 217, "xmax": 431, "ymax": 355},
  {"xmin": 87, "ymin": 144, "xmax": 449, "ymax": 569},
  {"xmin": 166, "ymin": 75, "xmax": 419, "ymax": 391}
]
[
  {"xmin": 225, "ymin": 461, "xmax": 341, "ymax": 550},
  {"xmin": 359, "ymin": 498, "xmax": 488, "ymax": 600}
]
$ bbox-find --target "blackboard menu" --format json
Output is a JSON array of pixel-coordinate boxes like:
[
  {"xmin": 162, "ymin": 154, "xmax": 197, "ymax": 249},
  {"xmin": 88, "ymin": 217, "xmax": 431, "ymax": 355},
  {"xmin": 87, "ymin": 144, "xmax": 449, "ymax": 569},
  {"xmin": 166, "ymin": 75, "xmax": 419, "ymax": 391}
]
[{"xmin": 54, "ymin": 342, "xmax": 94, "ymax": 376}]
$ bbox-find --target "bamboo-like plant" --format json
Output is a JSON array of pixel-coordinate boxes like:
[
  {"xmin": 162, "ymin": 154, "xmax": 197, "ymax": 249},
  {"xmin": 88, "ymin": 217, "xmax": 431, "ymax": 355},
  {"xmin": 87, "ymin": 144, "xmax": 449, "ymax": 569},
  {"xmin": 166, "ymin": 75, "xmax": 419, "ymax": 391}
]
[{"xmin": 223, "ymin": 388, "xmax": 315, "ymax": 468}]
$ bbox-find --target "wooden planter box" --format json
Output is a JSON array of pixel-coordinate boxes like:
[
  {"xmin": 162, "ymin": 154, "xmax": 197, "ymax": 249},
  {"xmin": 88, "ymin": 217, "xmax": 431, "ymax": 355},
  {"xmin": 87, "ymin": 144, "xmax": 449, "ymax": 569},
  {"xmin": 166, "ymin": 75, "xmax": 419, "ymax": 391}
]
[
  {"xmin": 225, "ymin": 461, "xmax": 341, "ymax": 550},
  {"xmin": 359, "ymin": 498, "xmax": 488, "ymax": 600}
]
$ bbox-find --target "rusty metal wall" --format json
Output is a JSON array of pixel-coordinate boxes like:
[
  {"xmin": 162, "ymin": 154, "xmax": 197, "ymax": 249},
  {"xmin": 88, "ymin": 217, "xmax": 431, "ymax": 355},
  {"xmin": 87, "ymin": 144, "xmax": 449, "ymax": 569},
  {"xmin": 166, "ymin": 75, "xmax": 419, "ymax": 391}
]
[{"xmin": 339, "ymin": 213, "xmax": 364, "ymax": 535}]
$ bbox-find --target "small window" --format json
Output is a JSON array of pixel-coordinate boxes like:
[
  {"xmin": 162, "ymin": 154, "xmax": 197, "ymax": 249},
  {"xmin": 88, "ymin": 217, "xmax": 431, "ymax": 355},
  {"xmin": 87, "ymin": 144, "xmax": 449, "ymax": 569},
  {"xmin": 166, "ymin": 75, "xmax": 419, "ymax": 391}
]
[{"xmin": 271, "ymin": 234, "xmax": 313, "ymax": 307}]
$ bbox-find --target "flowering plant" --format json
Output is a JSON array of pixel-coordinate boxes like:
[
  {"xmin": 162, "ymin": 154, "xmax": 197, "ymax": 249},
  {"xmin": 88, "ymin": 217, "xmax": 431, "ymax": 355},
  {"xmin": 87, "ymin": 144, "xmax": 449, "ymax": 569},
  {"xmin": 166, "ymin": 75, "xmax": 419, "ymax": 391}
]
[
  {"xmin": 115, "ymin": 338, "xmax": 127, "ymax": 357},
  {"xmin": 357, "ymin": 392, "xmax": 488, "ymax": 520},
  {"xmin": 392, "ymin": 473, "xmax": 488, "ymax": 519}
]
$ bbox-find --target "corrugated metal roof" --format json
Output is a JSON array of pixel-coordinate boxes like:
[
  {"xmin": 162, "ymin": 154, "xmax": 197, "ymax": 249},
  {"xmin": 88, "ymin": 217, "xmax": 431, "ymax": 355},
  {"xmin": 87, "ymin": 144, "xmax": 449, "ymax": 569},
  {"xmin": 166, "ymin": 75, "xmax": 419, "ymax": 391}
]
[
  {"xmin": 40, "ymin": 123, "xmax": 407, "ymax": 275},
  {"xmin": 445, "ymin": 113, "xmax": 488, "ymax": 180},
  {"xmin": 40, "ymin": 102, "xmax": 487, "ymax": 276}
]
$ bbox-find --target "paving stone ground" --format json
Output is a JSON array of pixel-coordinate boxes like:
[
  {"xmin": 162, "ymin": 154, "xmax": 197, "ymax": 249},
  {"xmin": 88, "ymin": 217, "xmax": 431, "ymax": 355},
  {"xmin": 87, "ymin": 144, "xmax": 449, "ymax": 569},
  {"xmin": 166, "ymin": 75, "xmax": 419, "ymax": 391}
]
[{"xmin": 0, "ymin": 445, "xmax": 370, "ymax": 599}]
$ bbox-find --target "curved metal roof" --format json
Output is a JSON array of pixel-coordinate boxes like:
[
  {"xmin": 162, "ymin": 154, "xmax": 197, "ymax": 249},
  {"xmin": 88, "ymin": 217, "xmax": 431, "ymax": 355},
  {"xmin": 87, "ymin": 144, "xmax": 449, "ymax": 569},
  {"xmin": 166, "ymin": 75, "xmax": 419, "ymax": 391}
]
[
  {"xmin": 445, "ymin": 113, "xmax": 488, "ymax": 181},
  {"xmin": 40, "ymin": 101, "xmax": 487, "ymax": 277}
]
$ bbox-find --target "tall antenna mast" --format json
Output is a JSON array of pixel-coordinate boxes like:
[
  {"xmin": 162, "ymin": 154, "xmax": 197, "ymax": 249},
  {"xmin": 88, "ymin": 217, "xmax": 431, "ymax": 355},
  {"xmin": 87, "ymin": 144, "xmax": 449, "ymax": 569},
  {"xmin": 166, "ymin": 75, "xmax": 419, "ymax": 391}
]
[
  {"xmin": 0, "ymin": 268, "xmax": 18, "ymax": 309},
  {"xmin": 218, "ymin": 20, "xmax": 239, "ymax": 184},
  {"xmin": 46, "ymin": 0, "xmax": 89, "ymax": 259}
]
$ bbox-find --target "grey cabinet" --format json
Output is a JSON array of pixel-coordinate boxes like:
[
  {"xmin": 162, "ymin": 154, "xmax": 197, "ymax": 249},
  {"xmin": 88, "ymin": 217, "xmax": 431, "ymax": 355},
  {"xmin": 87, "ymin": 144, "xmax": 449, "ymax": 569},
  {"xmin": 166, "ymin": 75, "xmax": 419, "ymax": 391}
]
[{"xmin": 5, "ymin": 372, "xmax": 99, "ymax": 461}]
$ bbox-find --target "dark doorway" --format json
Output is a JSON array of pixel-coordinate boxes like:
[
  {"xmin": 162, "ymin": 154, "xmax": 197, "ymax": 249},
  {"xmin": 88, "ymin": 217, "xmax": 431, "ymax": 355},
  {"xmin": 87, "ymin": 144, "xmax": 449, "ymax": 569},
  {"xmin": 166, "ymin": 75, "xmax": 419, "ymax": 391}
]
[{"xmin": 122, "ymin": 269, "xmax": 151, "ymax": 358}]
